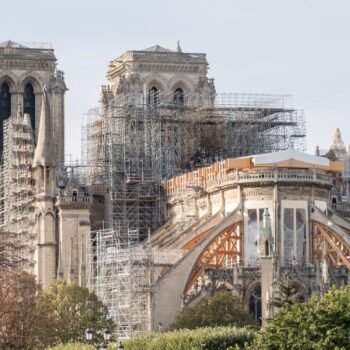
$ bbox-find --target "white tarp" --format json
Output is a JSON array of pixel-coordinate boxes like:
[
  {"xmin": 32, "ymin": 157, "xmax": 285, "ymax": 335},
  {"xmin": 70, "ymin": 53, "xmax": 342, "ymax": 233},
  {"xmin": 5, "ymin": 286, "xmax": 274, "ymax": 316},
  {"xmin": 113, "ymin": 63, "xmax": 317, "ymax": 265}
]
[{"xmin": 252, "ymin": 149, "xmax": 329, "ymax": 167}]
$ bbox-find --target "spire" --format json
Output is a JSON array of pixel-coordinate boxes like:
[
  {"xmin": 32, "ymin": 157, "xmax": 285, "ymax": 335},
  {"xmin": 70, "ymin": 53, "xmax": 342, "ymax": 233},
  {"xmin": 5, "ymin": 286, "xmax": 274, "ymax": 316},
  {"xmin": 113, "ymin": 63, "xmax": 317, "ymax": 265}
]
[
  {"xmin": 329, "ymin": 128, "xmax": 347, "ymax": 160},
  {"xmin": 259, "ymin": 208, "xmax": 274, "ymax": 257},
  {"xmin": 315, "ymin": 145, "xmax": 320, "ymax": 156},
  {"xmin": 176, "ymin": 40, "xmax": 182, "ymax": 53},
  {"xmin": 32, "ymin": 87, "xmax": 55, "ymax": 168}
]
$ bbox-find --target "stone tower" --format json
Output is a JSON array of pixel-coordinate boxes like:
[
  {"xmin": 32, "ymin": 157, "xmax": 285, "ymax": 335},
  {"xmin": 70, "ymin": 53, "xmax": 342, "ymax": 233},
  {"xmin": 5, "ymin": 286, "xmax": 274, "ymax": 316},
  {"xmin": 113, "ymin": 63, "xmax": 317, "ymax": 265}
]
[
  {"xmin": 102, "ymin": 42, "xmax": 216, "ymax": 106},
  {"xmin": 0, "ymin": 41, "xmax": 91, "ymax": 290},
  {"xmin": 0, "ymin": 40, "xmax": 66, "ymax": 163}
]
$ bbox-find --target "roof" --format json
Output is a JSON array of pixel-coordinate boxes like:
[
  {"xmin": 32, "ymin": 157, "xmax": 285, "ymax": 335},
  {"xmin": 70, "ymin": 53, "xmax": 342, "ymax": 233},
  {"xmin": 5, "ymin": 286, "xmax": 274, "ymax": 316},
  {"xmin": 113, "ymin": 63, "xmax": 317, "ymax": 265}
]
[
  {"xmin": 0, "ymin": 40, "xmax": 28, "ymax": 48},
  {"xmin": 252, "ymin": 149, "xmax": 330, "ymax": 167},
  {"xmin": 143, "ymin": 44, "xmax": 173, "ymax": 52}
]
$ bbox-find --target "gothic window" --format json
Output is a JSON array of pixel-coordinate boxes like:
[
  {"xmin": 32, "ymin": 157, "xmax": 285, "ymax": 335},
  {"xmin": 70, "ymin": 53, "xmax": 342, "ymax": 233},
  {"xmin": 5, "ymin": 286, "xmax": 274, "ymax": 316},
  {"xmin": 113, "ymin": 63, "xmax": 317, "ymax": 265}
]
[
  {"xmin": 23, "ymin": 83, "xmax": 35, "ymax": 130},
  {"xmin": 173, "ymin": 87, "xmax": 184, "ymax": 105},
  {"xmin": 0, "ymin": 83, "xmax": 11, "ymax": 120},
  {"xmin": 283, "ymin": 208, "xmax": 307, "ymax": 263},
  {"xmin": 0, "ymin": 83, "xmax": 11, "ymax": 158},
  {"xmin": 296, "ymin": 209, "xmax": 306, "ymax": 262},
  {"xmin": 148, "ymin": 86, "xmax": 159, "ymax": 106},
  {"xmin": 246, "ymin": 208, "xmax": 265, "ymax": 263},
  {"xmin": 283, "ymin": 208, "xmax": 294, "ymax": 262},
  {"xmin": 248, "ymin": 284, "xmax": 262, "ymax": 323}
]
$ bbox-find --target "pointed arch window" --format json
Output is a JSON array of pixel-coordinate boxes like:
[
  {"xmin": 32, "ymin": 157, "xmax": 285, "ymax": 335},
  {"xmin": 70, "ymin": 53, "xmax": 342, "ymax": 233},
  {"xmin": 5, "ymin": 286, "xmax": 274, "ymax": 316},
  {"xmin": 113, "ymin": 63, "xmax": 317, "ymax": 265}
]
[
  {"xmin": 23, "ymin": 83, "xmax": 35, "ymax": 130},
  {"xmin": 0, "ymin": 83, "xmax": 11, "ymax": 120},
  {"xmin": 174, "ymin": 87, "xmax": 184, "ymax": 105},
  {"xmin": 0, "ymin": 83, "xmax": 11, "ymax": 158},
  {"xmin": 249, "ymin": 284, "xmax": 262, "ymax": 323},
  {"xmin": 148, "ymin": 86, "xmax": 159, "ymax": 106}
]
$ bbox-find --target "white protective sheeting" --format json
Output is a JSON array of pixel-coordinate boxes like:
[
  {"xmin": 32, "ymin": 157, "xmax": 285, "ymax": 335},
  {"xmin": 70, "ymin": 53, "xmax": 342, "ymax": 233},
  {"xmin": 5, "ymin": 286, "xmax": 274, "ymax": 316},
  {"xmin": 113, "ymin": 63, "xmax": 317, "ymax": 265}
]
[{"xmin": 252, "ymin": 149, "xmax": 329, "ymax": 167}]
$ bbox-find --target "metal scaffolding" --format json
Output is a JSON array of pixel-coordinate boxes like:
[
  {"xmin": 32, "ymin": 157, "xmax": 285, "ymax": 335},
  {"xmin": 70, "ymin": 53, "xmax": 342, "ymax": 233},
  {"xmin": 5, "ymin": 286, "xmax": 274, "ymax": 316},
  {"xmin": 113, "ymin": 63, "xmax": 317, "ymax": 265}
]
[
  {"xmin": 84, "ymin": 90, "xmax": 306, "ymax": 338},
  {"xmin": 83, "ymin": 91, "xmax": 305, "ymax": 235},
  {"xmin": 87, "ymin": 229, "xmax": 152, "ymax": 340},
  {"xmin": 0, "ymin": 111, "xmax": 36, "ymax": 268}
]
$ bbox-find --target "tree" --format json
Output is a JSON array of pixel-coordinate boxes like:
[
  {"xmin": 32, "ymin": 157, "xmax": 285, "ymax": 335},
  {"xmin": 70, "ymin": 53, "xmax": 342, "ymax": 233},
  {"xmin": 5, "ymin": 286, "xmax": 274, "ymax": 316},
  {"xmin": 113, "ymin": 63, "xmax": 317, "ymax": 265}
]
[
  {"xmin": 271, "ymin": 273, "xmax": 303, "ymax": 308},
  {"xmin": 39, "ymin": 281, "xmax": 115, "ymax": 345},
  {"xmin": 0, "ymin": 269, "xmax": 49, "ymax": 350},
  {"xmin": 248, "ymin": 285, "xmax": 350, "ymax": 350},
  {"xmin": 172, "ymin": 292, "xmax": 256, "ymax": 330},
  {"xmin": 0, "ymin": 229, "xmax": 29, "ymax": 269}
]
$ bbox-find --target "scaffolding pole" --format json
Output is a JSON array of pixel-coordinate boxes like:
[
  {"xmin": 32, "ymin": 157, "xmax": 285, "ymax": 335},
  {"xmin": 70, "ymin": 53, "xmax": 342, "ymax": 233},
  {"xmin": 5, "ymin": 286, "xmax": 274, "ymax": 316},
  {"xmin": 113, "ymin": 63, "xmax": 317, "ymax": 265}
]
[
  {"xmin": 0, "ymin": 111, "xmax": 36, "ymax": 269},
  {"xmin": 84, "ymin": 91, "xmax": 306, "ymax": 338}
]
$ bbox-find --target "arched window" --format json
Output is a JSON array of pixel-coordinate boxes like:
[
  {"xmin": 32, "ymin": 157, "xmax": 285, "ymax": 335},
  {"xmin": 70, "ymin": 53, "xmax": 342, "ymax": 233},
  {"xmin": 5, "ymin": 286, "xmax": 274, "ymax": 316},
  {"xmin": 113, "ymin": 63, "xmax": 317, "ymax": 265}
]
[
  {"xmin": 173, "ymin": 87, "xmax": 184, "ymax": 105},
  {"xmin": 265, "ymin": 240, "xmax": 269, "ymax": 256},
  {"xmin": 0, "ymin": 83, "xmax": 11, "ymax": 158},
  {"xmin": 148, "ymin": 86, "xmax": 159, "ymax": 106},
  {"xmin": 249, "ymin": 284, "xmax": 262, "ymax": 323},
  {"xmin": 23, "ymin": 84, "xmax": 35, "ymax": 130},
  {"xmin": 0, "ymin": 83, "xmax": 11, "ymax": 120}
]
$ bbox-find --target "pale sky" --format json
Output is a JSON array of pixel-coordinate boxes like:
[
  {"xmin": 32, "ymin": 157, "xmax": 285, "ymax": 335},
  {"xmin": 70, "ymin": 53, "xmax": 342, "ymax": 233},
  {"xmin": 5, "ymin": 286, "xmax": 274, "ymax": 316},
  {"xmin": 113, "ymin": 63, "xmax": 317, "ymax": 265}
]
[{"xmin": 2, "ymin": 0, "xmax": 350, "ymax": 159}]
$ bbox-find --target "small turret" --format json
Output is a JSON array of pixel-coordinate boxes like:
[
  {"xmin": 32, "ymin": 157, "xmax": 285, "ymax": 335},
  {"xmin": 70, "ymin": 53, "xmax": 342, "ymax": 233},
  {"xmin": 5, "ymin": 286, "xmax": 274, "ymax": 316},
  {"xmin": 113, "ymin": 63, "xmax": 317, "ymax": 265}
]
[
  {"xmin": 176, "ymin": 40, "xmax": 182, "ymax": 53},
  {"xmin": 259, "ymin": 208, "xmax": 274, "ymax": 257},
  {"xmin": 329, "ymin": 128, "xmax": 347, "ymax": 160},
  {"xmin": 315, "ymin": 145, "xmax": 320, "ymax": 156}
]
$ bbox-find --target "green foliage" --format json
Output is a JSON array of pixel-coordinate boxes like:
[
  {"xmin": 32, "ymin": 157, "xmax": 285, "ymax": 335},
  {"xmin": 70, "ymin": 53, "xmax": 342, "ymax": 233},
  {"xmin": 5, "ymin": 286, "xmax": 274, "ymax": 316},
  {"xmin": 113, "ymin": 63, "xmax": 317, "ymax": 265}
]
[
  {"xmin": 271, "ymin": 273, "xmax": 303, "ymax": 308},
  {"xmin": 248, "ymin": 285, "xmax": 350, "ymax": 350},
  {"xmin": 46, "ymin": 343, "xmax": 94, "ymax": 350},
  {"xmin": 172, "ymin": 292, "xmax": 256, "ymax": 330},
  {"xmin": 39, "ymin": 281, "xmax": 115, "ymax": 346},
  {"xmin": 46, "ymin": 343, "xmax": 117, "ymax": 350},
  {"xmin": 124, "ymin": 326, "xmax": 255, "ymax": 350}
]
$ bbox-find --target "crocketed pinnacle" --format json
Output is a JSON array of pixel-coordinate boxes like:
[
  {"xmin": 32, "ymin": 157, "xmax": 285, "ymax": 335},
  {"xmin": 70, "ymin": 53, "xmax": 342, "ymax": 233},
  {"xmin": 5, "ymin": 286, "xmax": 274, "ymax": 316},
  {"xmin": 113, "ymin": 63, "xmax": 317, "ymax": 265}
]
[{"xmin": 32, "ymin": 87, "xmax": 55, "ymax": 167}]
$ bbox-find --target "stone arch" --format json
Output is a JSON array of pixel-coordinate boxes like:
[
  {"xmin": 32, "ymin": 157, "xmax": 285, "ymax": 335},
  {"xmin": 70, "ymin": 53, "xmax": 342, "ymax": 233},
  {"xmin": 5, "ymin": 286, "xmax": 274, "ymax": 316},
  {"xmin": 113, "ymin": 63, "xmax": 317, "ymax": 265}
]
[
  {"xmin": 0, "ymin": 71, "xmax": 19, "ymax": 93},
  {"xmin": 147, "ymin": 79, "xmax": 164, "ymax": 93},
  {"xmin": 245, "ymin": 281, "xmax": 262, "ymax": 323},
  {"xmin": 169, "ymin": 78, "xmax": 193, "ymax": 95},
  {"xmin": 152, "ymin": 208, "xmax": 242, "ymax": 329},
  {"xmin": 144, "ymin": 73, "xmax": 167, "ymax": 92},
  {"xmin": 311, "ymin": 206, "xmax": 350, "ymax": 271},
  {"xmin": 19, "ymin": 73, "xmax": 43, "ymax": 94},
  {"xmin": 19, "ymin": 73, "xmax": 43, "ymax": 133},
  {"xmin": 184, "ymin": 221, "xmax": 241, "ymax": 301}
]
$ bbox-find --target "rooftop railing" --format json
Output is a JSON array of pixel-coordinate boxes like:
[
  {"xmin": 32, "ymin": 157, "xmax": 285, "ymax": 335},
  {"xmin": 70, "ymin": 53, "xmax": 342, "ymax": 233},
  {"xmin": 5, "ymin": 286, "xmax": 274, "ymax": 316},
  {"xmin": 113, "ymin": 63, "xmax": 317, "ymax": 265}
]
[{"xmin": 166, "ymin": 168, "xmax": 333, "ymax": 196}]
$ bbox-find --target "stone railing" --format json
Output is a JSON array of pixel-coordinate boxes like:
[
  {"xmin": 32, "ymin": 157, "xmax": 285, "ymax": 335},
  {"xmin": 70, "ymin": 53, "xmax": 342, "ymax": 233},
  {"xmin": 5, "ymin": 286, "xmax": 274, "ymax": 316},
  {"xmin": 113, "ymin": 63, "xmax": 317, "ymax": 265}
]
[
  {"xmin": 120, "ymin": 50, "xmax": 207, "ymax": 64},
  {"xmin": 165, "ymin": 168, "xmax": 333, "ymax": 197},
  {"xmin": 58, "ymin": 195, "xmax": 91, "ymax": 204},
  {"xmin": 0, "ymin": 46, "xmax": 55, "ymax": 59}
]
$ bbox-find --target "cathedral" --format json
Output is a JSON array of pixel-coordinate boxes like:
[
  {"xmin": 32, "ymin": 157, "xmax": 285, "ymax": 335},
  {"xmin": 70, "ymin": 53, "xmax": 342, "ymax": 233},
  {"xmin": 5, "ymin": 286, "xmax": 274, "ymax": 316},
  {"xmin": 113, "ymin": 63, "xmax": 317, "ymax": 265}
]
[
  {"xmin": 0, "ymin": 40, "xmax": 90, "ymax": 289},
  {"xmin": 1, "ymin": 40, "xmax": 350, "ymax": 338}
]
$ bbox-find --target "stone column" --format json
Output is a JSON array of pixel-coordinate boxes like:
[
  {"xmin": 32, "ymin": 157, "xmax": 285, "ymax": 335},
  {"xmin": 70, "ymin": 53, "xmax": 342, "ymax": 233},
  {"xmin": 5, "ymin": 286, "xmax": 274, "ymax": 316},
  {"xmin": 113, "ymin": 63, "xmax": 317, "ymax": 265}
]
[{"xmin": 260, "ymin": 257, "xmax": 274, "ymax": 324}]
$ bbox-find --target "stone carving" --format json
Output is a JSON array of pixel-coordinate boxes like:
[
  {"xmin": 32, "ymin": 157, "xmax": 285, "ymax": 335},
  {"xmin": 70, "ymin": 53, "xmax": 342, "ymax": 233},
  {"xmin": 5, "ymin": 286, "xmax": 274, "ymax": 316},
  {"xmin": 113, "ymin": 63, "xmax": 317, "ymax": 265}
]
[
  {"xmin": 116, "ymin": 73, "xmax": 142, "ymax": 95},
  {"xmin": 195, "ymin": 76, "xmax": 216, "ymax": 96},
  {"xmin": 45, "ymin": 69, "xmax": 67, "ymax": 92}
]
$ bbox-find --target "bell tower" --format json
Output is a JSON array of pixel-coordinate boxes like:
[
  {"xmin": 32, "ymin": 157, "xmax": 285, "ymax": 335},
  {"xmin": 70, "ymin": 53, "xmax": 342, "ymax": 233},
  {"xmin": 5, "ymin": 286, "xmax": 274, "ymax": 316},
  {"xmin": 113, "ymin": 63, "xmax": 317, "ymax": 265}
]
[{"xmin": 0, "ymin": 40, "xmax": 67, "ymax": 286}]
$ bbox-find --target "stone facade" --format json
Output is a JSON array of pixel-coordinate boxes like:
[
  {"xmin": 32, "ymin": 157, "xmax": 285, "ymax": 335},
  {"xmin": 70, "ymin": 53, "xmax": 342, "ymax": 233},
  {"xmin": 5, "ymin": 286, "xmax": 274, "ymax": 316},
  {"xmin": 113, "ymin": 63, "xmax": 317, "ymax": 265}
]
[
  {"xmin": 102, "ymin": 43, "xmax": 215, "ymax": 106},
  {"xmin": 0, "ymin": 40, "xmax": 90, "ymax": 289},
  {"xmin": 149, "ymin": 151, "xmax": 350, "ymax": 328}
]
